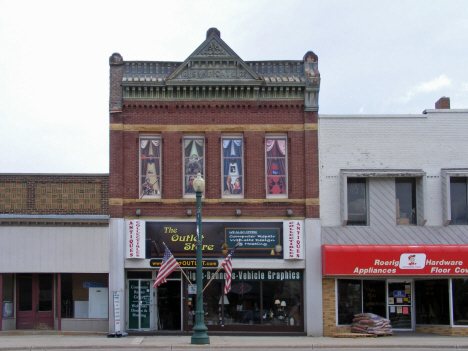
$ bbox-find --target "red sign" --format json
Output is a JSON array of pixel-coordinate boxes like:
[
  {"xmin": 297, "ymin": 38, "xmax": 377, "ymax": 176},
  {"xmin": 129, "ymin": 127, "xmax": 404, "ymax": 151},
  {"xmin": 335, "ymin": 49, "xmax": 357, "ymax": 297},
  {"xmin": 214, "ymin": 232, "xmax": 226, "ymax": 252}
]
[{"xmin": 322, "ymin": 245, "xmax": 468, "ymax": 276}]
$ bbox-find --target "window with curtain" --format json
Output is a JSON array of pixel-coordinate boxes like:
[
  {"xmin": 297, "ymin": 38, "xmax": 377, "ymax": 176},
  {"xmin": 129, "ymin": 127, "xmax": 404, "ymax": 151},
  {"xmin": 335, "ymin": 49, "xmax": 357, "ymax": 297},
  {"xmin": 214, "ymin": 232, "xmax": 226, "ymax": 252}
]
[
  {"xmin": 139, "ymin": 135, "xmax": 161, "ymax": 199},
  {"xmin": 222, "ymin": 136, "xmax": 243, "ymax": 198},
  {"xmin": 266, "ymin": 136, "xmax": 287, "ymax": 198},
  {"xmin": 183, "ymin": 136, "xmax": 204, "ymax": 196}
]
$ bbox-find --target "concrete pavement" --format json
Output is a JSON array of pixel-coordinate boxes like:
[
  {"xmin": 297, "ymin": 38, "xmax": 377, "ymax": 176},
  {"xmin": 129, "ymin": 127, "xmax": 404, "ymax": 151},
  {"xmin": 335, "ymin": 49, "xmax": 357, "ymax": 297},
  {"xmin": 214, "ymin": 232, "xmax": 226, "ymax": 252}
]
[{"xmin": 0, "ymin": 331, "xmax": 468, "ymax": 350}]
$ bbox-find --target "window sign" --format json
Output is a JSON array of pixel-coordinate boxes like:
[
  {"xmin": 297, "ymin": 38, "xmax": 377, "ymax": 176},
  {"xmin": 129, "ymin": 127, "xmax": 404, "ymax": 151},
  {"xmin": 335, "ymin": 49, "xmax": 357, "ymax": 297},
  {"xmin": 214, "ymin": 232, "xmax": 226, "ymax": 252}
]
[
  {"xmin": 222, "ymin": 136, "xmax": 243, "ymax": 198},
  {"xmin": 266, "ymin": 136, "xmax": 287, "ymax": 197},
  {"xmin": 183, "ymin": 136, "xmax": 204, "ymax": 196},
  {"xmin": 139, "ymin": 135, "xmax": 161, "ymax": 199}
]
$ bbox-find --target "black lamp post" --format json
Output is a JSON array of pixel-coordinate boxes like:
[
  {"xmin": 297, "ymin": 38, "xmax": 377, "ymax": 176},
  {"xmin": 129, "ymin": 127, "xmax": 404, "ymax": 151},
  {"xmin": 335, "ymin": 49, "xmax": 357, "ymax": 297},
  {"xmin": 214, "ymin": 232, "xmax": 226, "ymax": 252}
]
[{"xmin": 191, "ymin": 172, "xmax": 210, "ymax": 344}]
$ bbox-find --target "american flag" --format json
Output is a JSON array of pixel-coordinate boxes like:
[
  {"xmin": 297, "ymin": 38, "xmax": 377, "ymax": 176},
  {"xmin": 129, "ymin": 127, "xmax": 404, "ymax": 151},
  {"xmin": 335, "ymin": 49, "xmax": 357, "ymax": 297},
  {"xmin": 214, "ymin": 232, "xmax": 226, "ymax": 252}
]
[
  {"xmin": 153, "ymin": 244, "xmax": 179, "ymax": 288},
  {"xmin": 222, "ymin": 245, "xmax": 238, "ymax": 294}
]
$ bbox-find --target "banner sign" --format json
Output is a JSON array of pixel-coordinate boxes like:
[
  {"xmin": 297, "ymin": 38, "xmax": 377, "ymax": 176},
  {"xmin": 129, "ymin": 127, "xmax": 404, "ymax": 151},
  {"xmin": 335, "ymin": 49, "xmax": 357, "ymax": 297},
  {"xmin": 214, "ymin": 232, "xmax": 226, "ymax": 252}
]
[
  {"xmin": 150, "ymin": 259, "xmax": 218, "ymax": 267},
  {"xmin": 126, "ymin": 220, "xmax": 146, "ymax": 259},
  {"xmin": 185, "ymin": 269, "xmax": 303, "ymax": 281},
  {"xmin": 113, "ymin": 292, "xmax": 121, "ymax": 334},
  {"xmin": 145, "ymin": 221, "xmax": 283, "ymax": 259},
  {"xmin": 322, "ymin": 245, "xmax": 468, "ymax": 276},
  {"xmin": 283, "ymin": 220, "xmax": 304, "ymax": 259}
]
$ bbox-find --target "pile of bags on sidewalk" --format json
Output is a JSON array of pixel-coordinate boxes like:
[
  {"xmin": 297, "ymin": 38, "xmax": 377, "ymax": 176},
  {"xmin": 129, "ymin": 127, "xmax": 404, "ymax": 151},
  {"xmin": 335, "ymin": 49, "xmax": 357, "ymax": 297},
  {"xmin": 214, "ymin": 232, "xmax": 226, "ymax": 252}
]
[{"xmin": 351, "ymin": 313, "xmax": 393, "ymax": 335}]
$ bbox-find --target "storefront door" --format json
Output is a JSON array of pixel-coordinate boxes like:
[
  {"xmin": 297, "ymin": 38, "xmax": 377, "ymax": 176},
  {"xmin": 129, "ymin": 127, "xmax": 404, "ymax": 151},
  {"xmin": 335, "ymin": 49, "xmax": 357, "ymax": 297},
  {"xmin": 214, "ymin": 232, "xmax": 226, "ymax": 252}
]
[
  {"xmin": 157, "ymin": 280, "xmax": 181, "ymax": 330},
  {"xmin": 16, "ymin": 274, "xmax": 54, "ymax": 329},
  {"xmin": 388, "ymin": 281, "xmax": 413, "ymax": 330},
  {"xmin": 128, "ymin": 280, "xmax": 153, "ymax": 330}
]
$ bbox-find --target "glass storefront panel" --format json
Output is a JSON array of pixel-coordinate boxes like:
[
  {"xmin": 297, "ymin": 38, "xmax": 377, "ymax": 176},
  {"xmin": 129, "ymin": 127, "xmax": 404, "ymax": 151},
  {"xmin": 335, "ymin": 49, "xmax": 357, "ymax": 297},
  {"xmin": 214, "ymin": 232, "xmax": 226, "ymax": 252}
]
[
  {"xmin": 337, "ymin": 279, "xmax": 362, "ymax": 325},
  {"xmin": 60, "ymin": 273, "xmax": 108, "ymax": 318},
  {"xmin": 415, "ymin": 280, "xmax": 449, "ymax": 325},
  {"xmin": 263, "ymin": 281, "xmax": 301, "ymax": 326},
  {"xmin": 2, "ymin": 273, "xmax": 14, "ymax": 318},
  {"xmin": 186, "ymin": 270, "xmax": 303, "ymax": 329},
  {"xmin": 226, "ymin": 281, "xmax": 261, "ymax": 325},
  {"xmin": 18, "ymin": 274, "xmax": 33, "ymax": 312},
  {"xmin": 363, "ymin": 280, "xmax": 386, "ymax": 317},
  {"xmin": 453, "ymin": 278, "xmax": 468, "ymax": 325},
  {"xmin": 388, "ymin": 281, "xmax": 412, "ymax": 329}
]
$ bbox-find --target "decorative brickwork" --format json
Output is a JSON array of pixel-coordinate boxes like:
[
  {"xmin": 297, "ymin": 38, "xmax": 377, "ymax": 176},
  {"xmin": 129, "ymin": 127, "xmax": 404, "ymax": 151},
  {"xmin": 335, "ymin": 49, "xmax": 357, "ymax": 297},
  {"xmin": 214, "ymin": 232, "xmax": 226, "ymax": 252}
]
[
  {"xmin": 0, "ymin": 182, "xmax": 28, "ymax": 210},
  {"xmin": 109, "ymin": 29, "xmax": 320, "ymax": 220},
  {"xmin": 35, "ymin": 183, "xmax": 102, "ymax": 211},
  {"xmin": 0, "ymin": 174, "xmax": 109, "ymax": 215}
]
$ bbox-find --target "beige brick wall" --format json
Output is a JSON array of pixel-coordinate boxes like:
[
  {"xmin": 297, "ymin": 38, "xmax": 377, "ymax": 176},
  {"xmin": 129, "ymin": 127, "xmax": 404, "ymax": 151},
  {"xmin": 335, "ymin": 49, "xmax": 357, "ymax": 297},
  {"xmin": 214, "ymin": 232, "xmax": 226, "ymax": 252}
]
[
  {"xmin": 322, "ymin": 278, "xmax": 351, "ymax": 336},
  {"xmin": 416, "ymin": 325, "xmax": 468, "ymax": 336}
]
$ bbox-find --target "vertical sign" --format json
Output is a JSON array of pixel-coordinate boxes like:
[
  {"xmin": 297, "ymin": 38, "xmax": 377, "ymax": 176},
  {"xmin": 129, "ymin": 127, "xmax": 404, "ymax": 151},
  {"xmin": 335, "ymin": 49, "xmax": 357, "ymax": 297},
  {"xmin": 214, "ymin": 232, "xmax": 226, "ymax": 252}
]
[
  {"xmin": 126, "ymin": 220, "xmax": 146, "ymax": 259},
  {"xmin": 113, "ymin": 292, "xmax": 121, "ymax": 334},
  {"xmin": 283, "ymin": 220, "xmax": 304, "ymax": 259}
]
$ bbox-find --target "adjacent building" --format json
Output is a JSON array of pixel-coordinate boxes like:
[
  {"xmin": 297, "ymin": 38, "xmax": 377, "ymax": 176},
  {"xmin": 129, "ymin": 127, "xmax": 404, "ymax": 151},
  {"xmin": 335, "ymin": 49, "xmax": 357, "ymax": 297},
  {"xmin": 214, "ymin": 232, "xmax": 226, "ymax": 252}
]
[
  {"xmin": 0, "ymin": 174, "xmax": 109, "ymax": 332},
  {"xmin": 319, "ymin": 97, "xmax": 468, "ymax": 336}
]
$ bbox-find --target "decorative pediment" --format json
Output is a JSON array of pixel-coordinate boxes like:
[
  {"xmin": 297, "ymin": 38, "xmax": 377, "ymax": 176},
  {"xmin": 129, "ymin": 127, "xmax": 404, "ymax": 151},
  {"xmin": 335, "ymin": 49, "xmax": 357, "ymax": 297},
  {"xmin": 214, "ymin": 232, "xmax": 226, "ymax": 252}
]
[{"xmin": 167, "ymin": 29, "xmax": 261, "ymax": 84}]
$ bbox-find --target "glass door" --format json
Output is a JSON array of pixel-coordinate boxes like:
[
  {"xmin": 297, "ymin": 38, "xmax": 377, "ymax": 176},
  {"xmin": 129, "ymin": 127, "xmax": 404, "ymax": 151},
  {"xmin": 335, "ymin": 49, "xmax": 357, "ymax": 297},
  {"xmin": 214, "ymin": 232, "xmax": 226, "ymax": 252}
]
[
  {"xmin": 387, "ymin": 281, "xmax": 413, "ymax": 330},
  {"xmin": 128, "ymin": 280, "xmax": 153, "ymax": 330}
]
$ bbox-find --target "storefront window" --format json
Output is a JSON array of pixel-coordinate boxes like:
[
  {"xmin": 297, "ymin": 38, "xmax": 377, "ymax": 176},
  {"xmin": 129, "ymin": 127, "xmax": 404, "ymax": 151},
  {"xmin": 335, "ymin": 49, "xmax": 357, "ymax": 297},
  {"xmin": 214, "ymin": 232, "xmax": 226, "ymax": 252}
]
[
  {"xmin": 187, "ymin": 271, "xmax": 303, "ymax": 329},
  {"xmin": 226, "ymin": 281, "xmax": 261, "ymax": 325},
  {"xmin": 452, "ymin": 278, "xmax": 468, "ymax": 325},
  {"xmin": 363, "ymin": 280, "xmax": 386, "ymax": 317},
  {"xmin": 2, "ymin": 274, "xmax": 14, "ymax": 318},
  {"xmin": 60, "ymin": 273, "xmax": 108, "ymax": 318},
  {"xmin": 338, "ymin": 279, "xmax": 361, "ymax": 325},
  {"xmin": 415, "ymin": 280, "xmax": 449, "ymax": 325},
  {"xmin": 262, "ymin": 281, "xmax": 301, "ymax": 326}
]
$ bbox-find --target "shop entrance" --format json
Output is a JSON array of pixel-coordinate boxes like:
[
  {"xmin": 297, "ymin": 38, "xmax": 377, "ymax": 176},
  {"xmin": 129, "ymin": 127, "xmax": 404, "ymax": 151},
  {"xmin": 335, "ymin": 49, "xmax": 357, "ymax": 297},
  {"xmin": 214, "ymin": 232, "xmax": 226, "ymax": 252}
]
[
  {"xmin": 157, "ymin": 280, "xmax": 181, "ymax": 330},
  {"xmin": 128, "ymin": 280, "xmax": 153, "ymax": 330},
  {"xmin": 16, "ymin": 274, "xmax": 54, "ymax": 329},
  {"xmin": 387, "ymin": 280, "xmax": 413, "ymax": 330}
]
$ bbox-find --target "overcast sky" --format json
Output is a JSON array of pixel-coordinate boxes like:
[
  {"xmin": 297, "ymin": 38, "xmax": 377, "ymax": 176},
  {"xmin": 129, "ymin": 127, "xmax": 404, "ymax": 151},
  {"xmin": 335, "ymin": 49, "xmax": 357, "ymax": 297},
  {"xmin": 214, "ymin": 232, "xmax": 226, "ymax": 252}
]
[{"xmin": 1, "ymin": 0, "xmax": 467, "ymax": 174}]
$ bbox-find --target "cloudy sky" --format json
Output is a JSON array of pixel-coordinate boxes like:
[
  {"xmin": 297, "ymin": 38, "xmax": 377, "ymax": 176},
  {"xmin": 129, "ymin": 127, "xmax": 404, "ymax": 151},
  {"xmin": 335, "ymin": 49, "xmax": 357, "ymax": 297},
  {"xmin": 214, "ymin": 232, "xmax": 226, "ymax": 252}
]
[{"xmin": 1, "ymin": 0, "xmax": 467, "ymax": 174}]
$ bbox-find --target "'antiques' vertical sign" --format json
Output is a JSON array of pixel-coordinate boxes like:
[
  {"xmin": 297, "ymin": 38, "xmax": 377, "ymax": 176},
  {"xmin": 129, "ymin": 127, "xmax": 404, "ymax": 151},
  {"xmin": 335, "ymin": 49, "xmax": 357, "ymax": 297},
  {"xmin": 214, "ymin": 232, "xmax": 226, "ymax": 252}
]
[
  {"xmin": 126, "ymin": 220, "xmax": 146, "ymax": 259},
  {"xmin": 283, "ymin": 220, "xmax": 304, "ymax": 259}
]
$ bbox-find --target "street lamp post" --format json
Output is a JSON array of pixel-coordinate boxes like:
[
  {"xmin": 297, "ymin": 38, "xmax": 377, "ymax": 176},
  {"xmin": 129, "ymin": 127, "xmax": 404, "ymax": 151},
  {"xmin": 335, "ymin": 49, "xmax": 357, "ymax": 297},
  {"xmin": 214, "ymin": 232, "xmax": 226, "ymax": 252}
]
[{"xmin": 191, "ymin": 172, "xmax": 210, "ymax": 345}]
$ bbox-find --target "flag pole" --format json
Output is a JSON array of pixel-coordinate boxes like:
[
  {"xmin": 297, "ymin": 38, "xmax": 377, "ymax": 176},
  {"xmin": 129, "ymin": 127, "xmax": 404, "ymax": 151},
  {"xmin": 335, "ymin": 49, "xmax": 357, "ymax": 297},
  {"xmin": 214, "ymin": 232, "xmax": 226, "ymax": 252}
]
[
  {"xmin": 161, "ymin": 242, "xmax": 197, "ymax": 293},
  {"xmin": 201, "ymin": 264, "xmax": 225, "ymax": 294},
  {"xmin": 201, "ymin": 242, "xmax": 241, "ymax": 294},
  {"xmin": 180, "ymin": 266, "xmax": 197, "ymax": 293}
]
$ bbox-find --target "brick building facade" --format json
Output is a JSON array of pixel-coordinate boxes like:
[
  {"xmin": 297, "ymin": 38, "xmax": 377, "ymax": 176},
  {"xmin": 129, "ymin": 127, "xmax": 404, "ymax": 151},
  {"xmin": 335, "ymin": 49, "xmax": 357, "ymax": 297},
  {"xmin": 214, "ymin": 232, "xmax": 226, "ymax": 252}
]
[
  {"xmin": 0, "ymin": 174, "xmax": 110, "ymax": 332},
  {"xmin": 108, "ymin": 28, "xmax": 323, "ymax": 335}
]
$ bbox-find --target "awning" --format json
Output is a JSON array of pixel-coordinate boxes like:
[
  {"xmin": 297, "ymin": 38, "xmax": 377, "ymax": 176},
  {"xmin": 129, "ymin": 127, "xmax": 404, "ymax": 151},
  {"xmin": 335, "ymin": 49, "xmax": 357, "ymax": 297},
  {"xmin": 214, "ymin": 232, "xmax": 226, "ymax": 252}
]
[{"xmin": 322, "ymin": 245, "xmax": 468, "ymax": 276}]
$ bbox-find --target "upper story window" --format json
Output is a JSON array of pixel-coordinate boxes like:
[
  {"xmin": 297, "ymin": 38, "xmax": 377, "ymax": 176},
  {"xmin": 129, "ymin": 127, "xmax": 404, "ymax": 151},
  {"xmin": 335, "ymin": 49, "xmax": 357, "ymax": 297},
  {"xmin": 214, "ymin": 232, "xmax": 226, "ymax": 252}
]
[
  {"xmin": 266, "ymin": 136, "xmax": 287, "ymax": 198},
  {"xmin": 222, "ymin": 135, "xmax": 243, "ymax": 198},
  {"xmin": 347, "ymin": 178, "xmax": 368, "ymax": 226},
  {"xmin": 442, "ymin": 170, "xmax": 468, "ymax": 226},
  {"xmin": 396, "ymin": 178, "xmax": 417, "ymax": 225},
  {"xmin": 450, "ymin": 177, "xmax": 468, "ymax": 225},
  {"xmin": 183, "ymin": 135, "xmax": 204, "ymax": 197},
  {"xmin": 139, "ymin": 135, "xmax": 161, "ymax": 199}
]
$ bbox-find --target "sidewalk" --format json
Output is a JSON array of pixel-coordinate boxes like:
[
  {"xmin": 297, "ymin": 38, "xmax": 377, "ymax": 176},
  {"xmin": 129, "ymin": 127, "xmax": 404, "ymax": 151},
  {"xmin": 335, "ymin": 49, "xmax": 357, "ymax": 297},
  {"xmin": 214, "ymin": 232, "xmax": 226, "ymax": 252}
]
[{"xmin": 1, "ymin": 331, "xmax": 468, "ymax": 350}]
